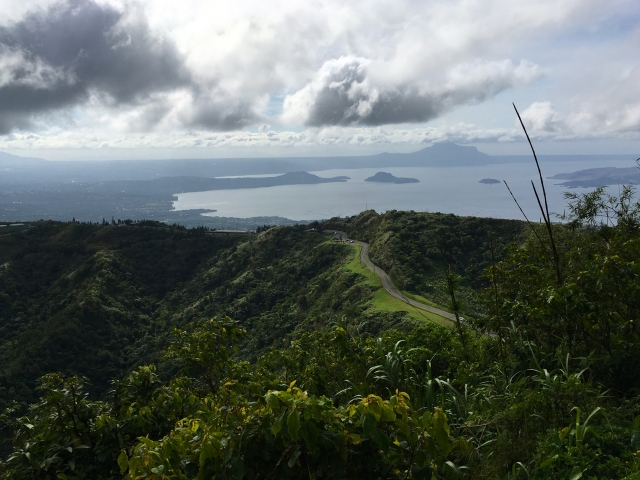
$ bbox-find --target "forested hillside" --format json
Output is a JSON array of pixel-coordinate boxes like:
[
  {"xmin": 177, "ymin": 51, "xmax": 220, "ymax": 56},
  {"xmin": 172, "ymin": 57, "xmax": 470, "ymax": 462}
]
[
  {"xmin": 327, "ymin": 210, "xmax": 525, "ymax": 315},
  {"xmin": 0, "ymin": 212, "xmax": 521, "ymax": 411},
  {"xmin": 2, "ymin": 190, "xmax": 640, "ymax": 479}
]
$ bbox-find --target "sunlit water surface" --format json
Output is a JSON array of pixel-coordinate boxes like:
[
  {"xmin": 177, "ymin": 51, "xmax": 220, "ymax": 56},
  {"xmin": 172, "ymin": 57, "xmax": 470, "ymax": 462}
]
[{"xmin": 173, "ymin": 158, "xmax": 636, "ymax": 221}]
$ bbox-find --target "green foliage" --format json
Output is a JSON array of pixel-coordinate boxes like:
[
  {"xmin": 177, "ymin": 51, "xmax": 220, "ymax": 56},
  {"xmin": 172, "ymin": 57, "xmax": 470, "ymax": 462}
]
[
  {"xmin": 0, "ymin": 221, "xmax": 239, "ymax": 408},
  {"xmin": 327, "ymin": 210, "xmax": 525, "ymax": 316},
  {"xmin": 0, "ymin": 373, "xmax": 116, "ymax": 479},
  {"xmin": 163, "ymin": 317, "xmax": 247, "ymax": 394},
  {"xmin": 480, "ymin": 187, "xmax": 640, "ymax": 391},
  {"xmin": 0, "ymin": 367, "xmax": 198, "ymax": 479},
  {"xmin": 5, "ymin": 189, "xmax": 640, "ymax": 478},
  {"xmin": 125, "ymin": 386, "xmax": 459, "ymax": 479},
  {"xmin": 1, "ymin": 319, "xmax": 467, "ymax": 479}
]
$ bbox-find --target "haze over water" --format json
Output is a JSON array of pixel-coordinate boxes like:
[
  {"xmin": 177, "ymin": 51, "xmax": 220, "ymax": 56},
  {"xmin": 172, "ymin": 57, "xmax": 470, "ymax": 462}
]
[{"xmin": 173, "ymin": 158, "xmax": 637, "ymax": 221}]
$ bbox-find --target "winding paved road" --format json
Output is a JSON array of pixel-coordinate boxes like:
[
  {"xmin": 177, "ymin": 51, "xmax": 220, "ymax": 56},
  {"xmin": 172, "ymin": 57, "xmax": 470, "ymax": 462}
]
[{"xmin": 334, "ymin": 231, "xmax": 456, "ymax": 324}]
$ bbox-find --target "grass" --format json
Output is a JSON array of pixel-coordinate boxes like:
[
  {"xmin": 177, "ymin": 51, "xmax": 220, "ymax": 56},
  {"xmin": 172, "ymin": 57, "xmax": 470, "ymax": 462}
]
[
  {"xmin": 401, "ymin": 291, "xmax": 453, "ymax": 314},
  {"xmin": 344, "ymin": 244, "xmax": 452, "ymax": 326}
]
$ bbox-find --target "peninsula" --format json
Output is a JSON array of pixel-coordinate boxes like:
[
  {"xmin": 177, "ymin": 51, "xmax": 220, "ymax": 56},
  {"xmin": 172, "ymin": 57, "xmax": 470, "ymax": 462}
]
[{"xmin": 550, "ymin": 167, "xmax": 640, "ymax": 188}]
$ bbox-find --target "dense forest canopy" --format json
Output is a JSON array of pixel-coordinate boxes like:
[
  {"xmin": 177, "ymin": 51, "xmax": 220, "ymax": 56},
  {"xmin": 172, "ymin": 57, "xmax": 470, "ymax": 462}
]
[{"xmin": 1, "ymin": 187, "xmax": 640, "ymax": 478}]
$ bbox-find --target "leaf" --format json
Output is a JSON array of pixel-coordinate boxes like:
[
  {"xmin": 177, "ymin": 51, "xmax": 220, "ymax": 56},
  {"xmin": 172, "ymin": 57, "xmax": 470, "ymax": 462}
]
[
  {"xmin": 265, "ymin": 391, "xmax": 280, "ymax": 411},
  {"xmin": 288, "ymin": 410, "xmax": 301, "ymax": 441},
  {"xmin": 271, "ymin": 411, "xmax": 285, "ymax": 436},
  {"xmin": 302, "ymin": 421, "xmax": 319, "ymax": 452},
  {"xmin": 569, "ymin": 466, "xmax": 583, "ymax": 480},
  {"xmin": 539, "ymin": 454, "xmax": 558, "ymax": 469},
  {"xmin": 362, "ymin": 413, "xmax": 377, "ymax": 436},
  {"xmin": 199, "ymin": 441, "xmax": 216, "ymax": 470},
  {"xmin": 421, "ymin": 411, "xmax": 433, "ymax": 429},
  {"xmin": 370, "ymin": 429, "xmax": 390, "ymax": 454},
  {"xmin": 433, "ymin": 409, "xmax": 451, "ymax": 454},
  {"xmin": 381, "ymin": 403, "xmax": 396, "ymax": 422},
  {"xmin": 634, "ymin": 415, "xmax": 640, "ymax": 430},
  {"xmin": 231, "ymin": 457, "xmax": 244, "ymax": 480},
  {"xmin": 287, "ymin": 449, "xmax": 302, "ymax": 468},
  {"xmin": 559, "ymin": 426, "xmax": 571, "ymax": 440},
  {"xmin": 117, "ymin": 450, "xmax": 129, "ymax": 474},
  {"xmin": 631, "ymin": 431, "xmax": 640, "ymax": 451}
]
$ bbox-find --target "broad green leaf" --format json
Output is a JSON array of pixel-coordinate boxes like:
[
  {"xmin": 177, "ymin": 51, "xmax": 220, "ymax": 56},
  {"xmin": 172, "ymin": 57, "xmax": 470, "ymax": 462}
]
[
  {"xmin": 287, "ymin": 449, "xmax": 301, "ymax": 468},
  {"xmin": 231, "ymin": 457, "xmax": 244, "ymax": 480},
  {"xmin": 631, "ymin": 431, "xmax": 640, "ymax": 451},
  {"xmin": 117, "ymin": 450, "xmax": 129, "ymax": 474},
  {"xmin": 539, "ymin": 454, "xmax": 558, "ymax": 469},
  {"xmin": 199, "ymin": 441, "xmax": 216, "ymax": 470},
  {"xmin": 302, "ymin": 421, "xmax": 319, "ymax": 452},
  {"xmin": 434, "ymin": 409, "xmax": 451, "ymax": 454},
  {"xmin": 266, "ymin": 391, "xmax": 280, "ymax": 410},
  {"xmin": 381, "ymin": 404, "xmax": 396, "ymax": 421},
  {"xmin": 362, "ymin": 413, "xmax": 377, "ymax": 436},
  {"xmin": 421, "ymin": 411, "xmax": 433, "ymax": 429},
  {"xmin": 634, "ymin": 415, "xmax": 640, "ymax": 430},
  {"xmin": 288, "ymin": 410, "xmax": 301, "ymax": 441},
  {"xmin": 569, "ymin": 466, "xmax": 583, "ymax": 480},
  {"xmin": 370, "ymin": 429, "xmax": 390, "ymax": 454},
  {"xmin": 271, "ymin": 411, "xmax": 285, "ymax": 436}
]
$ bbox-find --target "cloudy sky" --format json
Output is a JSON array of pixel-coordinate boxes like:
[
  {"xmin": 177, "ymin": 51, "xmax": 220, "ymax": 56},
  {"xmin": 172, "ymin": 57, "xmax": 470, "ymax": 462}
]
[{"xmin": 0, "ymin": 0, "xmax": 638, "ymax": 160}]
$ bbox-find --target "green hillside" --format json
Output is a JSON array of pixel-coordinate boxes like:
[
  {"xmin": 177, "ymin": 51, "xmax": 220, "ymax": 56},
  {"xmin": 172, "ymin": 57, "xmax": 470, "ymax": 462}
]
[
  {"xmin": 0, "ymin": 216, "xmax": 448, "ymax": 409},
  {"xmin": 327, "ymin": 210, "xmax": 525, "ymax": 316},
  {"xmin": 2, "ymin": 191, "xmax": 640, "ymax": 479}
]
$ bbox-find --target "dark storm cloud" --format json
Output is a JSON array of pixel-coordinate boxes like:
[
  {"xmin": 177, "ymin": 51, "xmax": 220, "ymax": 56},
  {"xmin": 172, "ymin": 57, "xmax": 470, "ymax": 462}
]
[
  {"xmin": 307, "ymin": 84, "xmax": 444, "ymax": 127},
  {"xmin": 286, "ymin": 56, "xmax": 542, "ymax": 127},
  {"xmin": 185, "ymin": 90, "xmax": 261, "ymax": 131},
  {"xmin": 0, "ymin": 0, "xmax": 191, "ymax": 133},
  {"xmin": 295, "ymin": 57, "xmax": 438, "ymax": 126}
]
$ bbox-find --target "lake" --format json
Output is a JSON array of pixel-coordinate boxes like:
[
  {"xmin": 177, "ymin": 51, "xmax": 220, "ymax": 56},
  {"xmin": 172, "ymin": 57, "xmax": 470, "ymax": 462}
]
[{"xmin": 172, "ymin": 157, "xmax": 637, "ymax": 221}]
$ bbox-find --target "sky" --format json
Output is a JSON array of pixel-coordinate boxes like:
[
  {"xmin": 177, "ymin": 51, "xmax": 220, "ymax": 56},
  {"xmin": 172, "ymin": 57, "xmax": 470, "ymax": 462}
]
[{"xmin": 0, "ymin": 0, "xmax": 638, "ymax": 160}]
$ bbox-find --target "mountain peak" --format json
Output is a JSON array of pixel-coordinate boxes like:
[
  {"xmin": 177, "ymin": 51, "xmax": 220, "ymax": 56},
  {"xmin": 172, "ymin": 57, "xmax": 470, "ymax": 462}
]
[
  {"xmin": 403, "ymin": 142, "xmax": 491, "ymax": 166},
  {"xmin": 428, "ymin": 142, "xmax": 479, "ymax": 152}
]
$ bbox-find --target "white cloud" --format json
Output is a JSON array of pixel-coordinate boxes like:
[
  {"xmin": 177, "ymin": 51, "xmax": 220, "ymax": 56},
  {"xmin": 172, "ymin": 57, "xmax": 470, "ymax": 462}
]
[
  {"xmin": 0, "ymin": 0, "xmax": 637, "ymax": 155},
  {"xmin": 0, "ymin": 123, "xmax": 516, "ymax": 151},
  {"xmin": 521, "ymin": 102, "xmax": 566, "ymax": 135},
  {"xmin": 282, "ymin": 56, "xmax": 543, "ymax": 126}
]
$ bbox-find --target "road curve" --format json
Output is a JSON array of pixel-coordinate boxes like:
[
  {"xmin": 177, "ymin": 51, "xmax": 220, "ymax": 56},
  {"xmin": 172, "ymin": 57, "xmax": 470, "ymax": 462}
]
[{"xmin": 333, "ymin": 231, "xmax": 456, "ymax": 323}]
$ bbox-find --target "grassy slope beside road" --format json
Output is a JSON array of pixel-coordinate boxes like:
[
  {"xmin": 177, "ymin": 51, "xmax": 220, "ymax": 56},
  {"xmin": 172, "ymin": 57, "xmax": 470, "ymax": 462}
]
[
  {"xmin": 327, "ymin": 210, "xmax": 525, "ymax": 317},
  {"xmin": 344, "ymin": 243, "xmax": 453, "ymax": 326}
]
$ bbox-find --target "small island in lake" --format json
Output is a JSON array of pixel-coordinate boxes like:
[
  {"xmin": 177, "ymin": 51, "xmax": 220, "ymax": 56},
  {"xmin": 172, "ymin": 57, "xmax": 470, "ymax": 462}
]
[
  {"xmin": 364, "ymin": 172, "xmax": 419, "ymax": 184},
  {"xmin": 479, "ymin": 178, "xmax": 500, "ymax": 184}
]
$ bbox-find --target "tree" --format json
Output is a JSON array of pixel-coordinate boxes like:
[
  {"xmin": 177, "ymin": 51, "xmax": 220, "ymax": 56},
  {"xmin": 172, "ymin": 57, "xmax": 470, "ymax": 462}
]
[{"xmin": 162, "ymin": 317, "xmax": 247, "ymax": 394}]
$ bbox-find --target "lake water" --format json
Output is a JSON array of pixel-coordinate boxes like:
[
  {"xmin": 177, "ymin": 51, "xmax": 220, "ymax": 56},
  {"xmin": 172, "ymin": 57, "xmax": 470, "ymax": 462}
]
[{"xmin": 172, "ymin": 158, "xmax": 637, "ymax": 221}]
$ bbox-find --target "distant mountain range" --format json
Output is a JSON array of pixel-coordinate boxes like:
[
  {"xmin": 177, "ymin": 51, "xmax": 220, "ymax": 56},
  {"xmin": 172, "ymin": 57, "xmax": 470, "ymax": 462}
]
[
  {"xmin": 0, "ymin": 151, "xmax": 47, "ymax": 166},
  {"xmin": 1, "ymin": 143, "xmax": 493, "ymax": 185},
  {"xmin": 1, "ymin": 143, "xmax": 635, "ymax": 186}
]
